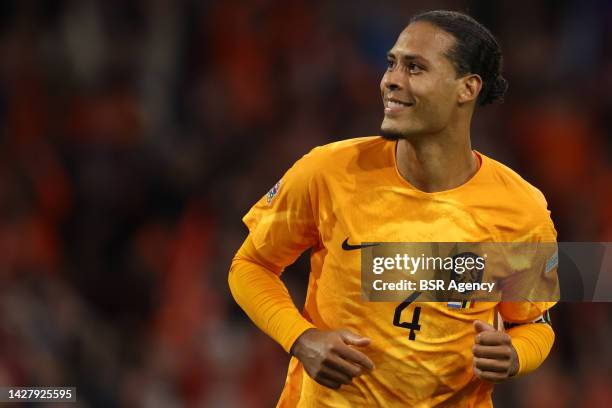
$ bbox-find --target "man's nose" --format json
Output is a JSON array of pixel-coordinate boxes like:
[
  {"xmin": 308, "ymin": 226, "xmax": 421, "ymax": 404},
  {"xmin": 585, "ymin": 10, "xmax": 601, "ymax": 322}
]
[{"xmin": 382, "ymin": 70, "xmax": 404, "ymax": 91}]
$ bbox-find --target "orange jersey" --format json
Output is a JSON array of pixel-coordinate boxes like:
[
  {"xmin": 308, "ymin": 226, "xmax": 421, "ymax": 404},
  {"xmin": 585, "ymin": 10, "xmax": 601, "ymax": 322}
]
[{"xmin": 242, "ymin": 137, "xmax": 556, "ymax": 407}]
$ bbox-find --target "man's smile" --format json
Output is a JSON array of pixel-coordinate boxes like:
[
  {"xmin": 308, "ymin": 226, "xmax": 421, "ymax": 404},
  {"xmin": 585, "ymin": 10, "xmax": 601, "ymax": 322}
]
[{"xmin": 384, "ymin": 97, "xmax": 413, "ymax": 114}]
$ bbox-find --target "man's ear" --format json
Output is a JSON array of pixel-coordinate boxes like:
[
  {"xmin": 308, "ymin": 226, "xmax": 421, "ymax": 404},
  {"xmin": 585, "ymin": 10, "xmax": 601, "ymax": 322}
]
[{"xmin": 458, "ymin": 74, "xmax": 482, "ymax": 104}]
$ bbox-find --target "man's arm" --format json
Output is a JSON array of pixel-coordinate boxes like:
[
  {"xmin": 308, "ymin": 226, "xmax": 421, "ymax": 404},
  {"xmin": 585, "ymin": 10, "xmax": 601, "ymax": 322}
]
[
  {"xmin": 505, "ymin": 312, "xmax": 555, "ymax": 376},
  {"xmin": 229, "ymin": 235, "xmax": 374, "ymax": 389},
  {"xmin": 472, "ymin": 203, "xmax": 558, "ymax": 382},
  {"xmin": 230, "ymin": 148, "xmax": 373, "ymax": 389},
  {"xmin": 228, "ymin": 235, "xmax": 315, "ymax": 353},
  {"xmin": 472, "ymin": 310, "xmax": 555, "ymax": 382}
]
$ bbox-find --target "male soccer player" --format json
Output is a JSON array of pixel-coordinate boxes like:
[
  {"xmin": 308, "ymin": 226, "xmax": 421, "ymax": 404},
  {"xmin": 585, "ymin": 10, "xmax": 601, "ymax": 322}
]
[{"xmin": 229, "ymin": 10, "xmax": 556, "ymax": 407}]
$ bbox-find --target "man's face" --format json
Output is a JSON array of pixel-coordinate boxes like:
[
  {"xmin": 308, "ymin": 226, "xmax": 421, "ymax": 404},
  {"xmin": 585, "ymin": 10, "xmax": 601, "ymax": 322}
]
[{"xmin": 380, "ymin": 21, "xmax": 462, "ymax": 139}]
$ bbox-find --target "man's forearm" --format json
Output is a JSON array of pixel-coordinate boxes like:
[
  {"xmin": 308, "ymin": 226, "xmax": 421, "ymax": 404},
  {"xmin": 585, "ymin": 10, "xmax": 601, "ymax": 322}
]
[
  {"xmin": 507, "ymin": 322, "xmax": 555, "ymax": 376},
  {"xmin": 228, "ymin": 236, "xmax": 315, "ymax": 353}
]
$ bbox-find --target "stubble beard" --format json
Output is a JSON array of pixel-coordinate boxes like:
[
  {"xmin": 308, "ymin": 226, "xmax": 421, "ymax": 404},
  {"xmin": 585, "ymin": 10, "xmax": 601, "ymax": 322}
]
[
  {"xmin": 380, "ymin": 119, "xmax": 411, "ymax": 140},
  {"xmin": 380, "ymin": 126, "xmax": 407, "ymax": 141}
]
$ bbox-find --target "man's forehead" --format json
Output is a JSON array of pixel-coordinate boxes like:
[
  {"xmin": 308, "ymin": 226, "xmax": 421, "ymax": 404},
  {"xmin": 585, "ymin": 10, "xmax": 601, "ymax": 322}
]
[{"xmin": 389, "ymin": 21, "xmax": 456, "ymax": 60}]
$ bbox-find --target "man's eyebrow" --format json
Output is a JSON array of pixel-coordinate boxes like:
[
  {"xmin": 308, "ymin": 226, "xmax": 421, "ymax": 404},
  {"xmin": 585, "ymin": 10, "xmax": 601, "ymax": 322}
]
[{"xmin": 386, "ymin": 51, "xmax": 429, "ymax": 63}]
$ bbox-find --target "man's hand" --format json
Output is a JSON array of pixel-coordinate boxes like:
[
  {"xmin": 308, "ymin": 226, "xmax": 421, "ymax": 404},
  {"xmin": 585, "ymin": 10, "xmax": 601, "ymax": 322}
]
[
  {"xmin": 472, "ymin": 320, "xmax": 519, "ymax": 383},
  {"xmin": 290, "ymin": 328, "xmax": 375, "ymax": 389}
]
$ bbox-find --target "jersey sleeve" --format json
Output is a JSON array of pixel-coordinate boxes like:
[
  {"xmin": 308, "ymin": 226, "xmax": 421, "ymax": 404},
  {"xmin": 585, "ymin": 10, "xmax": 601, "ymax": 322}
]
[
  {"xmin": 229, "ymin": 236, "xmax": 316, "ymax": 352},
  {"xmin": 229, "ymin": 149, "xmax": 323, "ymax": 353},
  {"xmin": 499, "ymin": 211, "xmax": 558, "ymax": 323},
  {"xmin": 243, "ymin": 148, "xmax": 321, "ymax": 273}
]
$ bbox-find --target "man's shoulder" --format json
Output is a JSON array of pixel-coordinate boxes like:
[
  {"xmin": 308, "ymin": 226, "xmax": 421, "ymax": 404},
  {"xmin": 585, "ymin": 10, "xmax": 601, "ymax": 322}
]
[
  {"xmin": 482, "ymin": 154, "xmax": 549, "ymax": 211},
  {"xmin": 308, "ymin": 136, "xmax": 386, "ymax": 158},
  {"xmin": 479, "ymin": 153, "xmax": 555, "ymax": 238},
  {"xmin": 297, "ymin": 136, "xmax": 388, "ymax": 171}
]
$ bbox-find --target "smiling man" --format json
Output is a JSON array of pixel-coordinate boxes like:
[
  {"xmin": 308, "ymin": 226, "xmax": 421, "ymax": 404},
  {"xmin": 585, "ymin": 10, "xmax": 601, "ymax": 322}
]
[{"xmin": 229, "ymin": 10, "xmax": 557, "ymax": 407}]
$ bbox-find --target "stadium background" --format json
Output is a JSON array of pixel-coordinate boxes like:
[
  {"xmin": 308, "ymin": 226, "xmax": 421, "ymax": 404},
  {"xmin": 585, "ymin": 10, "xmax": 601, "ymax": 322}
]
[{"xmin": 0, "ymin": 0, "xmax": 610, "ymax": 406}]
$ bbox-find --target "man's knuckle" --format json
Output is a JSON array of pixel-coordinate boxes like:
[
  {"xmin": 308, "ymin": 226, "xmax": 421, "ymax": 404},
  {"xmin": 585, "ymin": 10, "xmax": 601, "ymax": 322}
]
[{"xmin": 321, "ymin": 353, "xmax": 334, "ymax": 365}]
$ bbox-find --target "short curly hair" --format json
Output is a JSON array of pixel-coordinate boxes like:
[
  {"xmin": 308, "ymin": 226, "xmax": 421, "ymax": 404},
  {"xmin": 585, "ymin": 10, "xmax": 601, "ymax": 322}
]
[{"xmin": 410, "ymin": 10, "xmax": 508, "ymax": 106}]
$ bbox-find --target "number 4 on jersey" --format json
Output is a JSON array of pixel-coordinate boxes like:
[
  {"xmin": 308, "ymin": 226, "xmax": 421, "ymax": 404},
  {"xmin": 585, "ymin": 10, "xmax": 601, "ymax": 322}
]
[{"xmin": 393, "ymin": 292, "xmax": 422, "ymax": 340}]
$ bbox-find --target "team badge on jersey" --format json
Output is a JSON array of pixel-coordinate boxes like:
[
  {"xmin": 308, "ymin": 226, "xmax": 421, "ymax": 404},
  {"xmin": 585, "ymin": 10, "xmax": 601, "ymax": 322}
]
[
  {"xmin": 449, "ymin": 252, "xmax": 484, "ymax": 294},
  {"xmin": 266, "ymin": 180, "xmax": 281, "ymax": 205},
  {"xmin": 447, "ymin": 252, "xmax": 483, "ymax": 309}
]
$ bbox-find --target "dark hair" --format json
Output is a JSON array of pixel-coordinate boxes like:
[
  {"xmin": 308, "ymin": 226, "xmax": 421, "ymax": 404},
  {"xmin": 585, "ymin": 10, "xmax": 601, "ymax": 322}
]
[{"xmin": 410, "ymin": 10, "xmax": 508, "ymax": 106}]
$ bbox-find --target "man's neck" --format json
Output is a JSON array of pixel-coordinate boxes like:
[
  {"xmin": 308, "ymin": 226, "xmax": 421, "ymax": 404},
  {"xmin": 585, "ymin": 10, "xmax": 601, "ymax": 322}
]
[{"xmin": 395, "ymin": 132, "xmax": 478, "ymax": 193}]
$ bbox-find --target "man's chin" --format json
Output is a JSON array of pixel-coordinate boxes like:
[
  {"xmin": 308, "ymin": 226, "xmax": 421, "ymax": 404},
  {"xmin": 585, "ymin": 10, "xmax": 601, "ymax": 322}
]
[{"xmin": 380, "ymin": 126, "xmax": 408, "ymax": 141}]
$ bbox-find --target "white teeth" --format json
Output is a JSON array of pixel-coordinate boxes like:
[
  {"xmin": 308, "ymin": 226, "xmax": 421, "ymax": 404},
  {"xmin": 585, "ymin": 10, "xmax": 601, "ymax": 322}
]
[{"xmin": 388, "ymin": 100, "xmax": 405, "ymax": 108}]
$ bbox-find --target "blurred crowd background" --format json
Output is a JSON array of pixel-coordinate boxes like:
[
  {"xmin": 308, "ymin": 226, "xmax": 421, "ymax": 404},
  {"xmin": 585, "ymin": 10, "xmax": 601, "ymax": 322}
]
[{"xmin": 0, "ymin": 0, "xmax": 610, "ymax": 407}]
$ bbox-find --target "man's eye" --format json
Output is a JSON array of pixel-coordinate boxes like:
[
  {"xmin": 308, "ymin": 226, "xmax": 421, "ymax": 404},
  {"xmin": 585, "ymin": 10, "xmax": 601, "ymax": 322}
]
[
  {"xmin": 408, "ymin": 63, "xmax": 422, "ymax": 73},
  {"xmin": 387, "ymin": 59, "xmax": 396, "ymax": 69}
]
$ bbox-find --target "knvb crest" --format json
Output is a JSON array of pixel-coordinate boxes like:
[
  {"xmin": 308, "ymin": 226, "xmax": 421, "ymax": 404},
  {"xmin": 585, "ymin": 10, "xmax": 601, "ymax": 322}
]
[{"xmin": 450, "ymin": 251, "xmax": 484, "ymax": 294}]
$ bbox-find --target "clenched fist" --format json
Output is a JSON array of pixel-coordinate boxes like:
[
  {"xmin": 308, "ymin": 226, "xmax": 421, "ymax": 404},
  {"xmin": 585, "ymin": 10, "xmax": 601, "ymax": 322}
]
[
  {"xmin": 472, "ymin": 320, "xmax": 519, "ymax": 383},
  {"xmin": 290, "ymin": 328, "xmax": 375, "ymax": 389}
]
